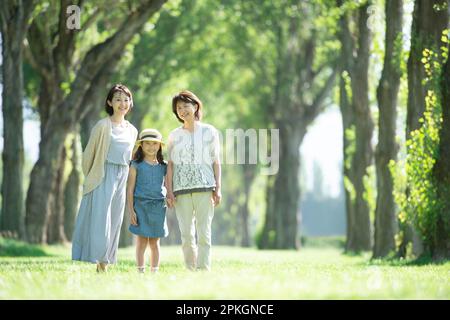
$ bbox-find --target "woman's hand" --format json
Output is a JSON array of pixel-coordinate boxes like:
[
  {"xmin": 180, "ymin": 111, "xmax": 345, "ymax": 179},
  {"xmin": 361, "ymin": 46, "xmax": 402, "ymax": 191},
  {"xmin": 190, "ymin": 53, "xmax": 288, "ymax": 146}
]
[
  {"xmin": 130, "ymin": 210, "xmax": 138, "ymax": 226},
  {"xmin": 166, "ymin": 191, "xmax": 176, "ymax": 208},
  {"xmin": 212, "ymin": 188, "xmax": 222, "ymax": 207}
]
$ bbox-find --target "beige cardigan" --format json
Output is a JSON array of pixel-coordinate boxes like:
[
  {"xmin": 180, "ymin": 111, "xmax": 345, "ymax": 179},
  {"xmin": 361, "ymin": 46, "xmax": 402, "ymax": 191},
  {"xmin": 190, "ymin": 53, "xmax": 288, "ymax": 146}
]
[{"xmin": 82, "ymin": 117, "xmax": 137, "ymax": 195}]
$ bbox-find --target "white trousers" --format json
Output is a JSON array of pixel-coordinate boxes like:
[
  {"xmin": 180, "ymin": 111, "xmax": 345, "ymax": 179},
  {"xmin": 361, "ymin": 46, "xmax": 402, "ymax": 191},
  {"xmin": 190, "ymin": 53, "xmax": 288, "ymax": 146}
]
[{"xmin": 175, "ymin": 192, "xmax": 214, "ymax": 270}]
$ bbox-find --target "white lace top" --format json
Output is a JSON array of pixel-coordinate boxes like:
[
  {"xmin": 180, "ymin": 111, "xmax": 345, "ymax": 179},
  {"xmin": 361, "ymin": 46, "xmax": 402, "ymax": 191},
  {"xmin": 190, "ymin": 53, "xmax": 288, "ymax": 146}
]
[{"xmin": 168, "ymin": 122, "xmax": 220, "ymax": 195}]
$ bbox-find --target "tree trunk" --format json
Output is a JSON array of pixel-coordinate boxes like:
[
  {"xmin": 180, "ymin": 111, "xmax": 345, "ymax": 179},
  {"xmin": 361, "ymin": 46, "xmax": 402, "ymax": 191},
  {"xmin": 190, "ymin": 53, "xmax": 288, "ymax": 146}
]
[
  {"xmin": 80, "ymin": 107, "xmax": 102, "ymax": 149},
  {"xmin": 338, "ymin": 1, "xmax": 373, "ymax": 252},
  {"xmin": 25, "ymin": 121, "xmax": 69, "ymax": 243},
  {"xmin": 0, "ymin": 0, "xmax": 35, "ymax": 239},
  {"xmin": 32, "ymin": 81, "xmax": 66, "ymax": 244},
  {"xmin": 260, "ymin": 124, "xmax": 304, "ymax": 249},
  {"xmin": 337, "ymin": 8, "xmax": 355, "ymax": 249},
  {"xmin": 400, "ymin": 0, "xmax": 449, "ymax": 257},
  {"xmin": 431, "ymin": 41, "xmax": 450, "ymax": 260},
  {"xmin": 350, "ymin": 80, "xmax": 373, "ymax": 251},
  {"xmin": 240, "ymin": 164, "xmax": 256, "ymax": 247},
  {"xmin": 339, "ymin": 71, "xmax": 355, "ymax": 254},
  {"xmin": 64, "ymin": 132, "xmax": 82, "ymax": 241},
  {"xmin": 47, "ymin": 146, "xmax": 68, "ymax": 244},
  {"xmin": 373, "ymin": 0, "xmax": 403, "ymax": 258},
  {"xmin": 25, "ymin": 0, "xmax": 168, "ymax": 243}
]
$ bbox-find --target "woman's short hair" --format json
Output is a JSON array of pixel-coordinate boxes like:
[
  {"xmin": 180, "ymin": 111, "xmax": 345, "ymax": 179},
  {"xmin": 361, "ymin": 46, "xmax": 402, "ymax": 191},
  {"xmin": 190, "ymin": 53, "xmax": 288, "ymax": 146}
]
[
  {"xmin": 172, "ymin": 90, "xmax": 203, "ymax": 123},
  {"xmin": 105, "ymin": 84, "xmax": 133, "ymax": 116}
]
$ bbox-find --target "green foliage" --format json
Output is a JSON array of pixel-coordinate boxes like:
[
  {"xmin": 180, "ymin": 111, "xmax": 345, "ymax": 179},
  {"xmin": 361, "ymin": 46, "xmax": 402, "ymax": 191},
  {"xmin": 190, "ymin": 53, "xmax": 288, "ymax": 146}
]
[
  {"xmin": 344, "ymin": 125, "xmax": 356, "ymax": 170},
  {"xmin": 363, "ymin": 165, "xmax": 376, "ymax": 222},
  {"xmin": 343, "ymin": 125, "xmax": 356, "ymax": 204},
  {"xmin": 391, "ymin": 35, "xmax": 448, "ymax": 255},
  {"xmin": 405, "ymin": 94, "xmax": 441, "ymax": 246},
  {"xmin": 344, "ymin": 175, "xmax": 356, "ymax": 204},
  {"xmin": 440, "ymin": 29, "xmax": 449, "ymax": 60},
  {"xmin": 342, "ymin": 70, "xmax": 353, "ymax": 102}
]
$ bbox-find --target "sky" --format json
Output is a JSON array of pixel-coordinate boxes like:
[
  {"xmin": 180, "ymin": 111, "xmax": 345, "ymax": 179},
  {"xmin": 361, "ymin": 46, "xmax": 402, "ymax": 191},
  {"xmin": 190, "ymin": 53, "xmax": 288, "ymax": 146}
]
[{"xmin": 300, "ymin": 105, "xmax": 343, "ymax": 198}]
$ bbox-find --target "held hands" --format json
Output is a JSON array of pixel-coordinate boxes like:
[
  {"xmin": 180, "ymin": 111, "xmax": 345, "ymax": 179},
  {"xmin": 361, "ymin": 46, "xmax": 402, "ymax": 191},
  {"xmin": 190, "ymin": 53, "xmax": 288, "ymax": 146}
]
[
  {"xmin": 129, "ymin": 210, "xmax": 138, "ymax": 226},
  {"xmin": 165, "ymin": 190, "xmax": 220, "ymax": 207},
  {"xmin": 212, "ymin": 188, "xmax": 222, "ymax": 207},
  {"xmin": 166, "ymin": 191, "xmax": 176, "ymax": 209}
]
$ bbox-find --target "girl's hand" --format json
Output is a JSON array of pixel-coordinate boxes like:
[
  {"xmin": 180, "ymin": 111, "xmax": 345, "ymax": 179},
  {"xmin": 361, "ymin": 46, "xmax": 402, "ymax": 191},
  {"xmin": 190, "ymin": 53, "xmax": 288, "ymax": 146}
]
[
  {"xmin": 130, "ymin": 210, "xmax": 138, "ymax": 226},
  {"xmin": 212, "ymin": 188, "xmax": 222, "ymax": 207},
  {"xmin": 166, "ymin": 192, "xmax": 176, "ymax": 208}
]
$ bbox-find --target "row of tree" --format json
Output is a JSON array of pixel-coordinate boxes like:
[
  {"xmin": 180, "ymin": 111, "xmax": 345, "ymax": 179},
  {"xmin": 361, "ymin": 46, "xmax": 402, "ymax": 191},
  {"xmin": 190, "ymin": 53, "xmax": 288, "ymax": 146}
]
[
  {"xmin": 337, "ymin": 0, "xmax": 450, "ymax": 259},
  {"xmin": 1, "ymin": 0, "xmax": 449, "ymax": 260}
]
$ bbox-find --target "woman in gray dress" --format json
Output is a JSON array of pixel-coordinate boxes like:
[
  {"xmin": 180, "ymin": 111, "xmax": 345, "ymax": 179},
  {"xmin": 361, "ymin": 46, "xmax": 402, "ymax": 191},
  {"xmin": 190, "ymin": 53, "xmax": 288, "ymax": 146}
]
[{"xmin": 72, "ymin": 84, "xmax": 138, "ymax": 272}]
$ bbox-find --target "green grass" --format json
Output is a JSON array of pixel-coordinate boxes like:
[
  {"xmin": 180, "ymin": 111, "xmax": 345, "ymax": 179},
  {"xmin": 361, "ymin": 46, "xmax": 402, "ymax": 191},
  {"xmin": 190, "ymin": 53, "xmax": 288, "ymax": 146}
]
[{"xmin": 0, "ymin": 239, "xmax": 449, "ymax": 299}]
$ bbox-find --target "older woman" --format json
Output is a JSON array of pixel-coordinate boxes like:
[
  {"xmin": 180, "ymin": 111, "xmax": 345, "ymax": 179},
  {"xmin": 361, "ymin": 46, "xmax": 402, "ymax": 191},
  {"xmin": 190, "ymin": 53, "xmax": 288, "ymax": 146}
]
[{"xmin": 166, "ymin": 90, "xmax": 221, "ymax": 271}]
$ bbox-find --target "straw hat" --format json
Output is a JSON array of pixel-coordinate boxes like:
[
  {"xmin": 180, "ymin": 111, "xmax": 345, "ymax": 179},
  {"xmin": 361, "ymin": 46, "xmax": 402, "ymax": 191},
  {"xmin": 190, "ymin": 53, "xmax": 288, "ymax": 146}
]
[{"xmin": 136, "ymin": 128, "xmax": 165, "ymax": 146}]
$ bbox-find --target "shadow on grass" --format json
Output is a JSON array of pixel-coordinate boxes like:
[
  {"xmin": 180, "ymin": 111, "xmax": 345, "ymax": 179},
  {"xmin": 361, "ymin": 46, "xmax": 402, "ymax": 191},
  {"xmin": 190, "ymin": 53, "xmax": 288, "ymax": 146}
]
[
  {"xmin": 342, "ymin": 250, "xmax": 367, "ymax": 257},
  {"xmin": 0, "ymin": 237, "xmax": 51, "ymax": 257},
  {"xmin": 368, "ymin": 253, "xmax": 449, "ymax": 267},
  {"xmin": 113, "ymin": 259, "xmax": 185, "ymax": 271},
  {"xmin": 301, "ymin": 236, "xmax": 346, "ymax": 249}
]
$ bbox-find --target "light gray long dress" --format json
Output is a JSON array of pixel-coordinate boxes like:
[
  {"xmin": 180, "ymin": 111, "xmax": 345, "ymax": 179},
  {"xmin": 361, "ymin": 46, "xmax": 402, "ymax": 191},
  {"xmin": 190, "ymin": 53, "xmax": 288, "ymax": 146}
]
[{"xmin": 72, "ymin": 123, "xmax": 135, "ymax": 264}]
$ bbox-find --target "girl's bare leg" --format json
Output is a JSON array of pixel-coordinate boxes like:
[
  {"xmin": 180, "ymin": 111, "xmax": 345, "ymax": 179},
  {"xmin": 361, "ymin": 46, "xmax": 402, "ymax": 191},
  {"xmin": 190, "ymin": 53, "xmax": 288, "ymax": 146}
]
[
  {"xmin": 148, "ymin": 238, "xmax": 160, "ymax": 272},
  {"xmin": 136, "ymin": 236, "xmax": 149, "ymax": 272}
]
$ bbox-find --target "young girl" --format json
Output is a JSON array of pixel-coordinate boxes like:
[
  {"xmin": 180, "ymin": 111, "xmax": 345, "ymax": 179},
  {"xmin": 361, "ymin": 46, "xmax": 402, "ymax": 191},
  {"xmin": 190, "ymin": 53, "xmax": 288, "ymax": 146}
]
[
  {"xmin": 127, "ymin": 128, "xmax": 169, "ymax": 273},
  {"xmin": 72, "ymin": 84, "xmax": 138, "ymax": 272}
]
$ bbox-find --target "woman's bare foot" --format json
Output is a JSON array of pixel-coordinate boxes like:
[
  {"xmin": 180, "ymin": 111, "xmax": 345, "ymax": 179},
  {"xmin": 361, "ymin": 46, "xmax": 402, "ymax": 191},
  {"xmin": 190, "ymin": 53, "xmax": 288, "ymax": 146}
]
[{"xmin": 97, "ymin": 263, "xmax": 108, "ymax": 273}]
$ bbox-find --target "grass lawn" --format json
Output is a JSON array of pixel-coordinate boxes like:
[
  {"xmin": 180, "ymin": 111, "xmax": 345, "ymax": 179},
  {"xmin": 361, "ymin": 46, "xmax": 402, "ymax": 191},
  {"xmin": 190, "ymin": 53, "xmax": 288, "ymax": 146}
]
[{"xmin": 0, "ymin": 239, "xmax": 449, "ymax": 299}]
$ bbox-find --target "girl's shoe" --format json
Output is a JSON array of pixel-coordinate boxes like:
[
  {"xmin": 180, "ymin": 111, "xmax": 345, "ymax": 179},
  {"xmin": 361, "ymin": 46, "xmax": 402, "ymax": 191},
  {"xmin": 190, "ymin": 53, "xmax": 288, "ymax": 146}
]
[
  {"xmin": 137, "ymin": 266, "xmax": 145, "ymax": 274},
  {"xmin": 151, "ymin": 267, "xmax": 159, "ymax": 273}
]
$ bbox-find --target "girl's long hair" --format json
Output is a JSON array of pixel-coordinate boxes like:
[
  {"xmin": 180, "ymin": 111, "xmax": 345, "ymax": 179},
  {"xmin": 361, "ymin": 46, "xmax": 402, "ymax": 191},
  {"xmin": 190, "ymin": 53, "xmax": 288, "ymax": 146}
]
[{"xmin": 132, "ymin": 145, "xmax": 165, "ymax": 165}]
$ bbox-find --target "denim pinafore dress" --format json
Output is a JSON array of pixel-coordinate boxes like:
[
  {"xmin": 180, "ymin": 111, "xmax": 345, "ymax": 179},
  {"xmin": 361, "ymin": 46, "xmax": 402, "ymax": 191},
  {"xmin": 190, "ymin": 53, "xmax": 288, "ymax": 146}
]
[{"xmin": 128, "ymin": 160, "xmax": 169, "ymax": 238}]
